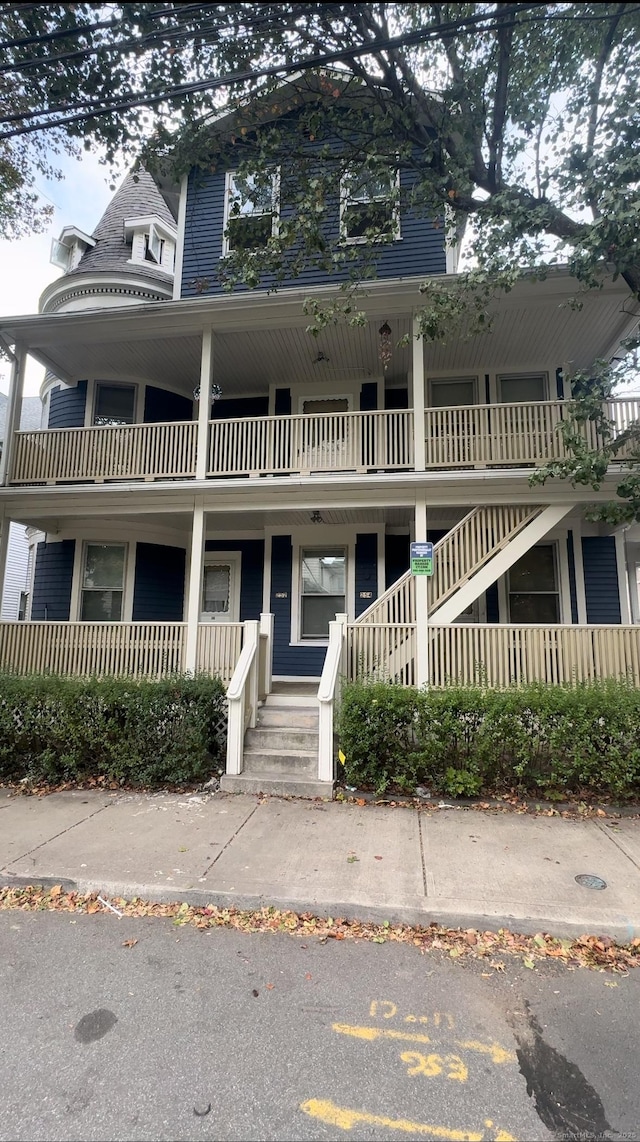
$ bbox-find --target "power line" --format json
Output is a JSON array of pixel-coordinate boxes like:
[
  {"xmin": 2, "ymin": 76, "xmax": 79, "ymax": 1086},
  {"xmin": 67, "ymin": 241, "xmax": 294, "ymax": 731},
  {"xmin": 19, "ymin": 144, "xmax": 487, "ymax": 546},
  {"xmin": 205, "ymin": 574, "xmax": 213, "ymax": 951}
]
[{"xmin": 1, "ymin": 2, "xmax": 638, "ymax": 140}]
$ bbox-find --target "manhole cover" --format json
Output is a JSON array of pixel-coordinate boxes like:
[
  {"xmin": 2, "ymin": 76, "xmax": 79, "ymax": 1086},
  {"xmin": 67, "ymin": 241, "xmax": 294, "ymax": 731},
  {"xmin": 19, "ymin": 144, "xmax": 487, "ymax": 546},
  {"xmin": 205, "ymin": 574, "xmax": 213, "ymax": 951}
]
[{"xmin": 575, "ymin": 873, "xmax": 607, "ymax": 890}]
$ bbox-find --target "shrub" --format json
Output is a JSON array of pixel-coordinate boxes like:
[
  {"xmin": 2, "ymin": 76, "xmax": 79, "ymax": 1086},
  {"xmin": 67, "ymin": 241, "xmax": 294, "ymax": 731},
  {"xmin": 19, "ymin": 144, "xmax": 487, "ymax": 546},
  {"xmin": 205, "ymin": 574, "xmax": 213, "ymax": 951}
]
[
  {"xmin": 0, "ymin": 672, "xmax": 227, "ymax": 788},
  {"xmin": 338, "ymin": 679, "xmax": 640, "ymax": 799}
]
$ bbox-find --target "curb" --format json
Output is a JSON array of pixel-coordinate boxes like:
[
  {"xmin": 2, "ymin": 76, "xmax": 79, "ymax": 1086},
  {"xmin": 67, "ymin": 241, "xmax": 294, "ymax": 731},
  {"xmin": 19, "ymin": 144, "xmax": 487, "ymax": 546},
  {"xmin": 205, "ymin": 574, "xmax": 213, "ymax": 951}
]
[{"xmin": 3, "ymin": 874, "xmax": 638, "ymax": 945}]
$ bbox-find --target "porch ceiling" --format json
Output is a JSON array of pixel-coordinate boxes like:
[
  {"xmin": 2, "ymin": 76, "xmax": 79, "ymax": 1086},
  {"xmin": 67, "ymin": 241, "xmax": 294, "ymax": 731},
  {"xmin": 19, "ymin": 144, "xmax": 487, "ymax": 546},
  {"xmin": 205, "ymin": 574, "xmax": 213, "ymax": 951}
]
[{"xmin": 0, "ymin": 271, "xmax": 637, "ymax": 393}]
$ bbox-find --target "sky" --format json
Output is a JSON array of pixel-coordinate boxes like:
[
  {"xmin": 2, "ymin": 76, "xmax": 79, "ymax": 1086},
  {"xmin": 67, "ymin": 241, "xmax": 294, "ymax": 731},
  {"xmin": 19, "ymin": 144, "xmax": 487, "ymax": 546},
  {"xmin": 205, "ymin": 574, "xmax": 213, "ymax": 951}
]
[{"xmin": 0, "ymin": 150, "xmax": 116, "ymax": 397}]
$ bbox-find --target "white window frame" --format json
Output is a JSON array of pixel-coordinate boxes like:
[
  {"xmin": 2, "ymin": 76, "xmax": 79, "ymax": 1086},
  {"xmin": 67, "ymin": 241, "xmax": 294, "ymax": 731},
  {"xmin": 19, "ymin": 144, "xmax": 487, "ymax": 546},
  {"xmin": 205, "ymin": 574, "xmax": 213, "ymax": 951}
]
[
  {"xmin": 222, "ymin": 169, "xmax": 280, "ymax": 256},
  {"xmin": 201, "ymin": 551, "xmax": 241, "ymax": 622},
  {"xmin": 90, "ymin": 381, "xmax": 139, "ymax": 427},
  {"xmin": 298, "ymin": 545, "xmax": 347, "ymax": 642},
  {"xmin": 76, "ymin": 541, "xmax": 128, "ymax": 623},
  {"xmin": 427, "ymin": 376, "xmax": 479, "ymax": 409},
  {"xmin": 339, "ymin": 166, "xmax": 401, "ymax": 245},
  {"xmin": 497, "ymin": 372, "xmax": 549, "ymax": 404}
]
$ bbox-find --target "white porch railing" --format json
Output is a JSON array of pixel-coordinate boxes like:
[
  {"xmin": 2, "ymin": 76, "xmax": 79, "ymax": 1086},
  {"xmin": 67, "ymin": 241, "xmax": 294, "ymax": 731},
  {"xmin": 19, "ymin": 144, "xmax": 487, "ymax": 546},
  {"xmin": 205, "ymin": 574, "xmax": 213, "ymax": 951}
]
[
  {"xmin": 196, "ymin": 622, "xmax": 244, "ymax": 683},
  {"xmin": 429, "ymin": 624, "xmax": 640, "ymax": 687},
  {"xmin": 10, "ymin": 421, "xmax": 198, "ymax": 483},
  {"xmin": 208, "ymin": 409, "xmax": 414, "ymax": 476},
  {"xmin": 317, "ymin": 614, "xmax": 347, "ymax": 783},
  {"xmin": 344, "ymin": 622, "xmax": 640, "ymax": 688},
  {"xmin": 0, "ymin": 621, "xmax": 187, "ymax": 678},
  {"xmin": 225, "ymin": 619, "xmax": 260, "ymax": 776}
]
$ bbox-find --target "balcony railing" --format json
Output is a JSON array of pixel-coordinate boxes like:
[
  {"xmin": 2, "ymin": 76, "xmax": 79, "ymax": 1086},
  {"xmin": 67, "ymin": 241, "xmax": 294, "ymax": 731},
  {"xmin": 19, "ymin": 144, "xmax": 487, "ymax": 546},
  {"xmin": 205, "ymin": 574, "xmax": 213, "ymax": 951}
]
[
  {"xmin": 207, "ymin": 409, "xmax": 414, "ymax": 476},
  {"xmin": 7, "ymin": 399, "xmax": 639, "ymax": 485},
  {"xmin": 0, "ymin": 621, "xmax": 243, "ymax": 682},
  {"xmin": 10, "ymin": 421, "xmax": 198, "ymax": 484}
]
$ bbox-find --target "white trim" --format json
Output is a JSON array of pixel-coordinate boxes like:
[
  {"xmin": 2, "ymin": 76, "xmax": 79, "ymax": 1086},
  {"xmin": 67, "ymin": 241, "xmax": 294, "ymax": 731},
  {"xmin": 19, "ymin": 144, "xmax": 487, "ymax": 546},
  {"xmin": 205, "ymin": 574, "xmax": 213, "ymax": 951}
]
[
  {"xmin": 222, "ymin": 169, "xmax": 280, "ymax": 257},
  {"xmin": 85, "ymin": 379, "xmax": 141, "ymax": 428},
  {"xmin": 201, "ymin": 550, "xmax": 241, "ymax": 622},
  {"xmin": 427, "ymin": 375, "xmax": 479, "ymax": 408},
  {"xmin": 73, "ymin": 539, "xmax": 129, "ymax": 622},
  {"xmin": 263, "ymin": 532, "xmax": 273, "ymax": 613},
  {"xmin": 615, "ymin": 530, "xmax": 632, "ymax": 624},
  {"xmin": 123, "ymin": 215, "xmax": 177, "ymax": 241},
  {"xmin": 290, "ymin": 526, "xmax": 359, "ymax": 644},
  {"xmin": 173, "ymin": 175, "xmax": 188, "ymax": 300},
  {"xmin": 572, "ymin": 521, "xmax": 588, "ymax": 624},
  {"xmin": 339, "ymin": 166, "xmax": 401, "ymax": 245},
  {"xmin": 123, "ymin": 541, "xmax": 136, "ymax": 622}
]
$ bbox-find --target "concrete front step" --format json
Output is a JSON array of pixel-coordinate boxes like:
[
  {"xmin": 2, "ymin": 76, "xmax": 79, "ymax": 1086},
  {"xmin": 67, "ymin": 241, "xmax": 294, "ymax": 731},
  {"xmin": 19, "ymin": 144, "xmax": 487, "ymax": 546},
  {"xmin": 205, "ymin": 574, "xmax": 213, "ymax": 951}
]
[
  {"xmin": 257, "ymin": 706, "xmax": 319, "ymax": 729},
  {"xmin": 263, "ymin": 693, "xmax": 319, "ymax": 708},
  {"xmin": 220, "ymin": 772, "xmax": 333, "ymax": 798},
  {"xmin": 245, "ymin": 726, "xmax": 319, "ymax": 752},
  {"xmin": 242, "ymin": 747, "xmax": 317, "ymax": 774}
]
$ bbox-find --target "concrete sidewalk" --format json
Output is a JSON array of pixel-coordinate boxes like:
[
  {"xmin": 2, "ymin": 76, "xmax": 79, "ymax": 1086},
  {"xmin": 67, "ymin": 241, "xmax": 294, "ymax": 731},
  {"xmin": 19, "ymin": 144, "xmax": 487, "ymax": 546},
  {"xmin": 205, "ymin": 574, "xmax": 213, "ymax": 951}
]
[{"xmin": 1, "ymin": 787, "xmax": 639, "ymax": 941}]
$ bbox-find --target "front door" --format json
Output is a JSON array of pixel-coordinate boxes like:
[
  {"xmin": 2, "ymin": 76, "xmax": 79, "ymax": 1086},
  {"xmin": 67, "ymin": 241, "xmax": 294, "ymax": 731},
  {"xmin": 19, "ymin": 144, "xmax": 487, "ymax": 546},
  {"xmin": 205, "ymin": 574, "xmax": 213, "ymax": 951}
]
[{"xmin": 200, "ymin": 556, "xmax": 240, "ymax": 622}]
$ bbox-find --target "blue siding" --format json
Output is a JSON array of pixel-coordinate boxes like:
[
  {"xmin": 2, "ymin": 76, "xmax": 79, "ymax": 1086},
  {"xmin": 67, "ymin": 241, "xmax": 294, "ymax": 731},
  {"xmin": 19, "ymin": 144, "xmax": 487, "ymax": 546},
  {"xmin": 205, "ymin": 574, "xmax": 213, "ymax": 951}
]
[
  {"xmin": 132, "ymin": 543, "xmax": 185, "ymax": 621},
  {"xmin": 486, "ymin": 583, "xmax": 500, "ymax": 622},
  {"xmin": 270, "ymin": 535, "xmax": 326, "ymax": 677},
  {"xmin": 567, "ymin": 532, "xmax": 579, "ymax": 623},
  {"xmin": 205, "ymin": 539, "xmax": 264, "ymax": 619},
  {"xmin": 385, "ymin": 533, "xmax": 409, "ymax": 589},
  {"xmin": 212, "ymin": 396, "xmax": 269, "ymax": 419},
  {"xmin": 582, "ymin": 537, "xmax": 621, "ymax": 623},
  {"xmin": 48, "ymin": 381, "xmax": 86, "ymax": 428},
  {"xmin": 31, "ymin": 540, "xmax": 75, "ymax": 620},
  {"xmin": 181, "ymin": 161, "xmax": 447, "ymax": 298},
  {"xmin": 360, "ymin": 383, "xmax": 378, "ymax": 412},
  {"xmin": 144, "ymin": 386, "xmax": 193, "ymax": 423},
  {"xmin": 355, "ymin": 534, "xmax": 377, "ymax": 618}
]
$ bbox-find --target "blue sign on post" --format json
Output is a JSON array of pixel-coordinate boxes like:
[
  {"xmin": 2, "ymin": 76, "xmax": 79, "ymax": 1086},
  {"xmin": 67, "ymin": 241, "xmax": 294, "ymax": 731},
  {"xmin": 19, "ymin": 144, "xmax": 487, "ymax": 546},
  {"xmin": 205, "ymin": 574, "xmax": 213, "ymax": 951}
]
[{"xmin": 410, "ymin": 541, "xmax": 434, "ymax": 576}]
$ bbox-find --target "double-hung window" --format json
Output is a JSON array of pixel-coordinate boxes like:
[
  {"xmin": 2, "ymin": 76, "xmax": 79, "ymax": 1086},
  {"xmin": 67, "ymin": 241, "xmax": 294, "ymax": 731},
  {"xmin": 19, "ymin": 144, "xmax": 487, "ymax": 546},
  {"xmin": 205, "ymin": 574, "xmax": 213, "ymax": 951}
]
[
  {"xmin": 223, "ymin": 171, "xmax": 279, "ymax": 253},
  {"xmin": 300, "ymin": 548, "xmax": 346, "ymax": 639},
  {"xmin": 81, "ymin": 543, "xmax": 126, "ymax": 621},
  {"xmin": 340, "ymin": 169, "xmax": 400, "ymax": 243}
]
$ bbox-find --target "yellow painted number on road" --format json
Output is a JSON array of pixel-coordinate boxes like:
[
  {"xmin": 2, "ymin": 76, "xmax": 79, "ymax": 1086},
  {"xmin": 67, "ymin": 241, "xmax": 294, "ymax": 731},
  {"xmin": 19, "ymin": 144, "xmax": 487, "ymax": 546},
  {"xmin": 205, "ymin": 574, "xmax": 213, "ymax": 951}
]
[
  {"xmin": 401, "ymin": 1051, "xmax": 468, "ymax": 1082},
  {"xmin": 300, "ymin": 1099, "xmax": 517, "ymax": 1141}
]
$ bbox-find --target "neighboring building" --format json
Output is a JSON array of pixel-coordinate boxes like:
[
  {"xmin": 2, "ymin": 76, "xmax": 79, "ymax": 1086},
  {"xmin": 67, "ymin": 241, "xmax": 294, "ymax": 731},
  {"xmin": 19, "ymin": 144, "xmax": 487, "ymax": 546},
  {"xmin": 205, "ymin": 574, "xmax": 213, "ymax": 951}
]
[
  {"xmin": 0, "ymin": 79, "xmax": 638, "ymax": 793},
  {"xmin": 0, "ymin": 392, "xmax": 43, "ymax": 620}
]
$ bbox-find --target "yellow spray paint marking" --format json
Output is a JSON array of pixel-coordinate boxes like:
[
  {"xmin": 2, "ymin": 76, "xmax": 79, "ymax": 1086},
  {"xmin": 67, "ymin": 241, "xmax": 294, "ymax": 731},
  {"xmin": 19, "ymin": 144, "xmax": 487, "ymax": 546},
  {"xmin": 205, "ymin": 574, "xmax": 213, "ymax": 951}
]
[
  {"xmin": 369, "ymin": 1000, "xmax": 454, "ymax": 1028},
  {"xmin": 401, "ymin": 1051, "xmax": 468, "ymax": 1083},
  {"xmin": 333, "ymin": 1023, "xmax": 431, "ymax": 1045},
  {"xmin": 454, "ymin": 1040, "xmax": 515, "ymax": 1066},
  {"xmin": 300, "ymin": 1099, "xmax": 517, "ymax": 1141}
]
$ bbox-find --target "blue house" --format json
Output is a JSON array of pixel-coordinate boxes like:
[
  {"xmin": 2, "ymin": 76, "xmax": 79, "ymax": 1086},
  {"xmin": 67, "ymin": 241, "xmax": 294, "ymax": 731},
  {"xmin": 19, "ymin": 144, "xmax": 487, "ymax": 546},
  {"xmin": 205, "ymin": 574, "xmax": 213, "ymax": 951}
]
[{"xmin": 0, "ymin": 77, "xmax": 638, "ymax": 794}]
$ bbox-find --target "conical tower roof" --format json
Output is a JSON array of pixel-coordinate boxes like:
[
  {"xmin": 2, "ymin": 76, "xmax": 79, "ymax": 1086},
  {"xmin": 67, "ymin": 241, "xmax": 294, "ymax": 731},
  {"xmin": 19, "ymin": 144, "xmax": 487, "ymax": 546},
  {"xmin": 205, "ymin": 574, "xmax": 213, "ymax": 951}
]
[{"xmin": 67, "ymin": 168, "xmax": 177, "ymax": 284}]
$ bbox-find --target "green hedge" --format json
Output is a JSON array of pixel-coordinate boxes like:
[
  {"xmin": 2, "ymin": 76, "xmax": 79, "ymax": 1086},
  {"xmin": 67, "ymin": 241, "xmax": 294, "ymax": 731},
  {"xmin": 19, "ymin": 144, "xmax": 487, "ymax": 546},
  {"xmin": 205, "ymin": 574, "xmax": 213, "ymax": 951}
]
[
  {"xmin": 0, "ymin": 672, "xmax": 227, "ymax": 788},
  {"xmin": 338, "ymin": 680, "xmax": 640, "ymax": 799}
]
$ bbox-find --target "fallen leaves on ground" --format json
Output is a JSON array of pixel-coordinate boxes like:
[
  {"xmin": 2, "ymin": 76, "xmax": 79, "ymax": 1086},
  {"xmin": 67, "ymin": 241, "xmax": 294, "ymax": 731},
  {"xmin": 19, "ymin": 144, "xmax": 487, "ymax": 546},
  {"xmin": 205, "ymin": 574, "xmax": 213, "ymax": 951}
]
[{"xmin": 0, "ymin": 885, "xmax": 638, "ymax": 974}]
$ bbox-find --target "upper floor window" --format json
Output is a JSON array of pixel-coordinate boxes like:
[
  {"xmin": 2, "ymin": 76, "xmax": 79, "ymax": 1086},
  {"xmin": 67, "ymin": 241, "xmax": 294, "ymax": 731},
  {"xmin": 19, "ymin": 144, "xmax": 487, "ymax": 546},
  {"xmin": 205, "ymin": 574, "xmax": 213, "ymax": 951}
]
[
  {"xmin": 223, "ymin": 171, "xmax": 279, "ymax": 254},
  {"xmin": 340, "ymin": 169, "xmax": 400, "ymax": 243},
  {"xmin": 144, "ymin": 227, "xmax": 165, "ymax": 264},
  {"xmin": 93, "ymin": 383, "xmax": 136, "ymax": 426}
]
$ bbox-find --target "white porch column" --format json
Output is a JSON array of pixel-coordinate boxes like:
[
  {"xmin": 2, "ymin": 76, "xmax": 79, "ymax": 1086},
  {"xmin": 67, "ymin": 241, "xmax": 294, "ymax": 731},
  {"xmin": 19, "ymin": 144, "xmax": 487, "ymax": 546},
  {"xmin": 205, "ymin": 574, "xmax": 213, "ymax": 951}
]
[
  {"xmin": 414, "ymin": 493, "xmax": 429, "ymax": 688},
  {"xmin": 411, "ymin": 316, "xmax": 426, "ymax": 471},
  {"xmin": 0, "ymin": 346, "xmax": 26, "ymax": 486},
  {"xmin": 185, "ymin": 499, "xmax": 206, "ymax": 672},
  {"xmin": 196, "ymin": 328, "xmax": 214, "ymax": 481}
]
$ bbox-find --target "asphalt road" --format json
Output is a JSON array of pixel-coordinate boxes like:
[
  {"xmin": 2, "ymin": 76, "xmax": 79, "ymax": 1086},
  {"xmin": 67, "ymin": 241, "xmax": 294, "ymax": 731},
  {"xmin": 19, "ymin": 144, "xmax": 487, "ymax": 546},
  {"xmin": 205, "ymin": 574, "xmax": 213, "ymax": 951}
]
[{"xmin": 0, "ymin": 911, "xmax": 638, "ymax": 1142}]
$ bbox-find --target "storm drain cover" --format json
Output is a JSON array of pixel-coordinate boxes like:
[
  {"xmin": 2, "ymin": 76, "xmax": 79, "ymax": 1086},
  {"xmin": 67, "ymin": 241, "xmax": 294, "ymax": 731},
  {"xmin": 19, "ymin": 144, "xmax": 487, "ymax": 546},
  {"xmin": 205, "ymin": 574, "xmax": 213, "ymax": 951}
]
[{"xmin": 575, "ymin": 873, "xmax": 607, "ymax": 890}]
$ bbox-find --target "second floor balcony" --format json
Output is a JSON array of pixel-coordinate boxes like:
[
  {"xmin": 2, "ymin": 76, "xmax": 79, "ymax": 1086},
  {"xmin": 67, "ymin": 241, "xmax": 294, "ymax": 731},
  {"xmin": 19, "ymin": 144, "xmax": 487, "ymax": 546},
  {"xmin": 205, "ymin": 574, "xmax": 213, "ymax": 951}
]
[{"xmin": 6, "ymin": 398, "xmax": 638, "ymax": 485}]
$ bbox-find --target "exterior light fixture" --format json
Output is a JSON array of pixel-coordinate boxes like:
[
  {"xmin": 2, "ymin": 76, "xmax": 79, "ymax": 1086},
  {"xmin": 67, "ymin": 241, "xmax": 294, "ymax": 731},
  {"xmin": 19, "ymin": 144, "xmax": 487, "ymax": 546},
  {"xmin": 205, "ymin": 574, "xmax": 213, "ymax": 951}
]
[
  {"xmin": 314, "ymin": 351, "xmax": 330, "ymax": 364},
  {"xmin": 310, "ymin": 510, "xmax": 323, "ymax": 523},
  {"xmin": 378, "ymin": 321, "xmax": 392, "ymax": 371}
]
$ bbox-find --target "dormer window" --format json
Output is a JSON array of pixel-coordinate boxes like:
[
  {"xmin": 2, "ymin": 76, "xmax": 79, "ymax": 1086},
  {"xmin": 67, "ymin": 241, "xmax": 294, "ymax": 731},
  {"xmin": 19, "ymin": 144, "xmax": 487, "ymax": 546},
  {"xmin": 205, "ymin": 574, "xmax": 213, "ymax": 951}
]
[
  {"xmin": 340, "ymin": 169, "xmax": 400, "ymax": 243},
  {"xmin": 223, "ymin": 171, "xmax": 279, "ymax": 254},
  {"xmin": 124, "ymin": 215, "xmax": 176, "ymax": 274},
  {"xmin": 50, "ymin": 227, "xmax": 96, "ymax": 272}
]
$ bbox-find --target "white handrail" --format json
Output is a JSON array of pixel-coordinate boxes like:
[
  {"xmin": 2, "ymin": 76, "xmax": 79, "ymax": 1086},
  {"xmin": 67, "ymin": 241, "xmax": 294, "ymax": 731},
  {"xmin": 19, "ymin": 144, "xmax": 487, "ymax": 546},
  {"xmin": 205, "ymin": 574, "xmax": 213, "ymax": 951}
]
[
  {"xmin": 225, "ymin": 619, "xmax": 259, "ymax": 776},
  {"xmin": 317, "ymin": 614, "xmax": 346, "ymax": 783}
]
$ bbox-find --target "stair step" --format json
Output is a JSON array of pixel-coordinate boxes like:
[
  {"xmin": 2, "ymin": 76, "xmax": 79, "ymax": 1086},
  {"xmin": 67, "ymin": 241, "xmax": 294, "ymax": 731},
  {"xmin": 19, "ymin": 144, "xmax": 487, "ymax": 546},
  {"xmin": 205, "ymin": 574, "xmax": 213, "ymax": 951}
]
[
  {"xmin": 246, "ymin": 726, "xmax": 319, "ymax": 752},
  {"xmin": 264, "ymin": 693, "xmax": 319, "ymax": 707},
  {"xmin": 220, "ymin": 772, "xmax": 333, "ymax": 799},
  {"xmin": 243, "ymin": 747, "xmax": 317, "ymax": 774},
  {"xmin": 257, "ymin": 706, "xmax": 319, "ymax": 729}
]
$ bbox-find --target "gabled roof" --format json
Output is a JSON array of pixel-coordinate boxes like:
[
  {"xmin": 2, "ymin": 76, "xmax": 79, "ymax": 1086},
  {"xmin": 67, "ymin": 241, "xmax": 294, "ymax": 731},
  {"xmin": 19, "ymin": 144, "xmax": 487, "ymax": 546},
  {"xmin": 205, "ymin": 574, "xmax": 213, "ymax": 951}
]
[{"xmin": 66, "ymin": 169, "xmax": 177, "ymax": 284}]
